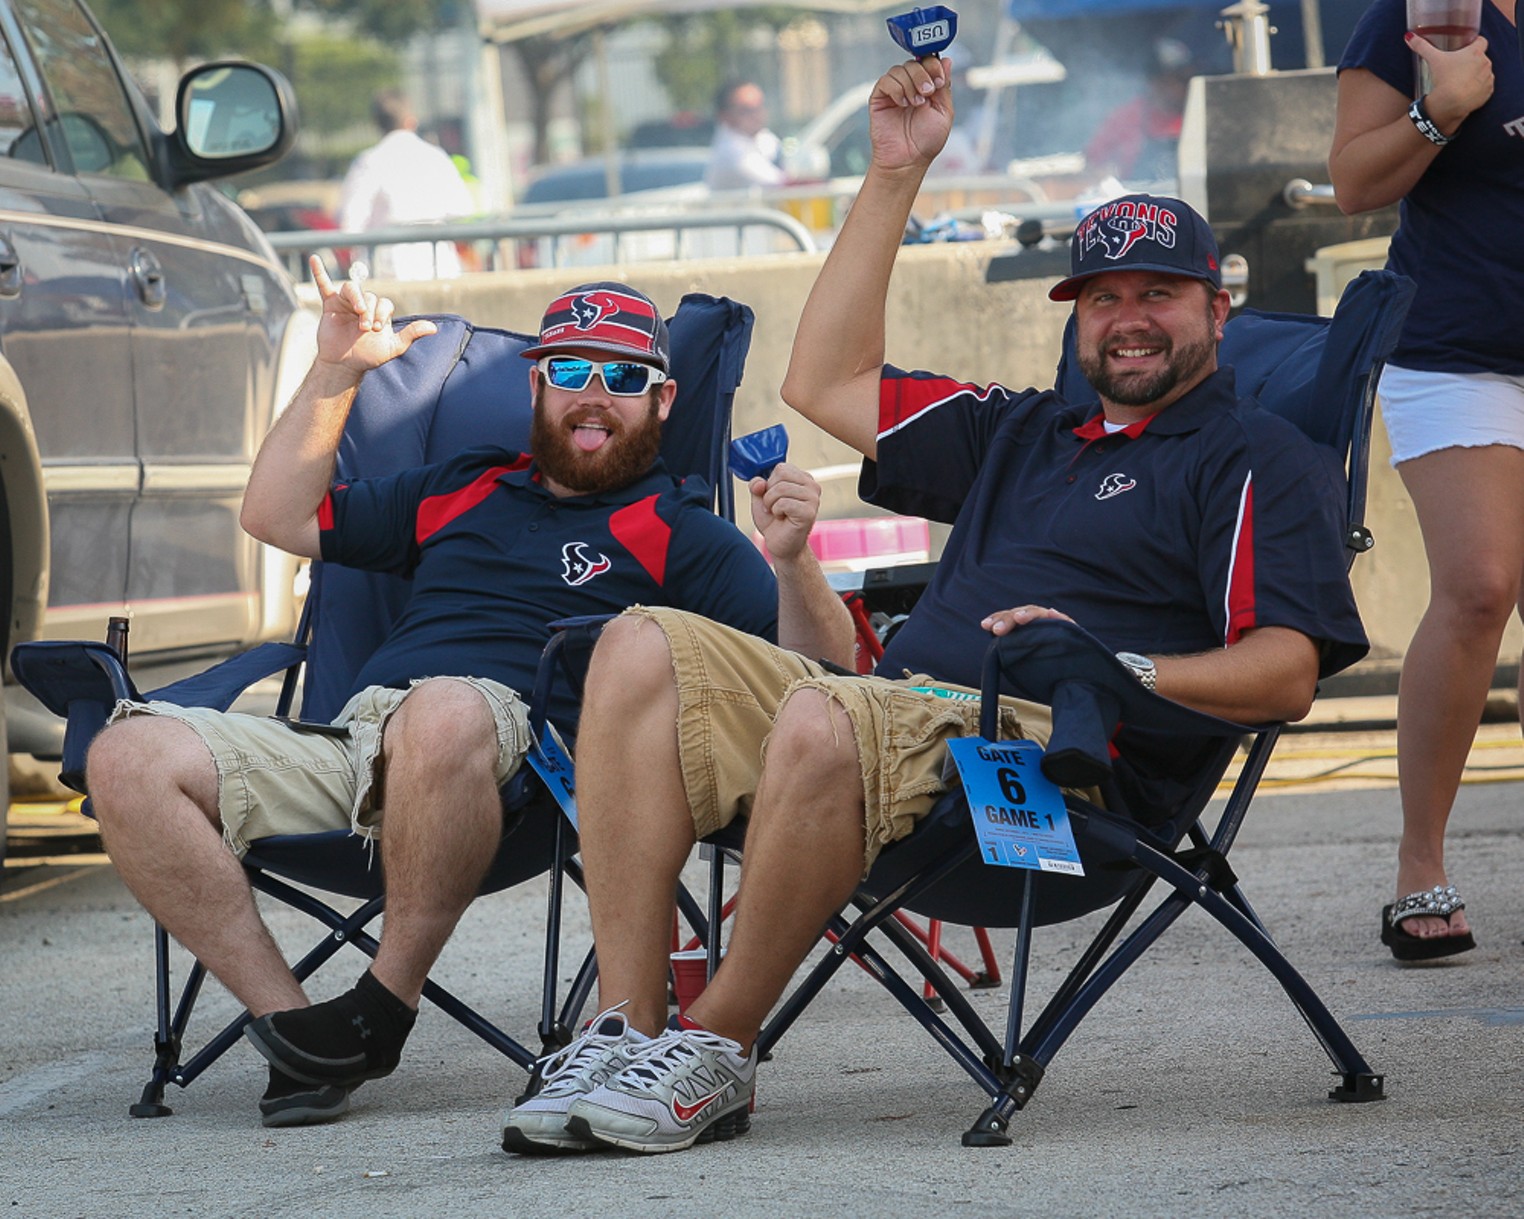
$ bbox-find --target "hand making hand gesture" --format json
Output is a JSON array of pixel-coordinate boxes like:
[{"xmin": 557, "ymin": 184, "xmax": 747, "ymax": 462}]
[{"xmin": 308, "ymin": 254, "xmax": 439, "ymax": 375}]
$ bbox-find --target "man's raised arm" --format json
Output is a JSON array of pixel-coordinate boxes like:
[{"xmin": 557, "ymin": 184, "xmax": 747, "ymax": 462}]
[
  {"xmin": 240, "ymin": 256, "xmax": 437, "ymax": 559},
  {"xmin": 780, "ymin": 56, "xmax": 954, "ymax": 460}
]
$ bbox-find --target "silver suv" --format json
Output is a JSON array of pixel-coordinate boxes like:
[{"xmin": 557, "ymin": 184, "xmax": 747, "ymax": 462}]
[{"xmin": 0, "ymin": 0, "xmax": 307, "ymax": 865}]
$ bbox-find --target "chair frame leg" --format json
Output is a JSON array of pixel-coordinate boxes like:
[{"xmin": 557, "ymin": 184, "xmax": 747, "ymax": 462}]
[
  {"xmin": 759, "ymin": 794, "xmax": 1383, "ymax": 1144},
  {"xmin": 1025, "ymin": 812, "xmax": 1383, "ymax": 1101},
  {"xmin": 130, "ymin": 869, "xmax": 542, "ymax": 1117}
]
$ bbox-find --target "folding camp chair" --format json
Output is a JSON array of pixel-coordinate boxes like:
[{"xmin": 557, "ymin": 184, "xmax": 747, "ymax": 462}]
[
  {"xmin": 9, "ymin": 293, "xmax": 755, "ymax": 1118},
  {"xmin": 743, "ymin": 267, "xmax": 1414, "ymax": 1145}
]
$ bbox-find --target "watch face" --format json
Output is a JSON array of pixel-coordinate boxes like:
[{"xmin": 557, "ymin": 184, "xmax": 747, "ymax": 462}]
[{"xmin": 1116, "ymin": 651, "xmax": 1153, "ymax": 670}]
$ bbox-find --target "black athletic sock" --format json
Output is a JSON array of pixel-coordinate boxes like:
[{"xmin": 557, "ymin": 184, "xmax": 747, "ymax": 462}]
[
  {"xmin": 261, "ymin": 1064, "xmax": 312, "ymax": 1102},
  {"xmin": 247, "ymin": 971, "xmax": 417, "ymax": 1086}
]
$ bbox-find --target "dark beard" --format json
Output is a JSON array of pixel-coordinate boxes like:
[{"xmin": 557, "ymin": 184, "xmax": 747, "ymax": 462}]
[
  {"xmin": 530, "ymin": 385, "xmax": 664, "ymax": 494},
  {"xmin": 1077, "ymin": 308, "xmax": 1218, "ymax": 407}
]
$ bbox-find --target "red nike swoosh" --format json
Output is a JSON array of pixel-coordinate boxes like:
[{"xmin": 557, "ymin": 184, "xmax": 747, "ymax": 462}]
[{"xmin": 672, "ymin": 1088, "xmax": 726, "ymax": 1123}]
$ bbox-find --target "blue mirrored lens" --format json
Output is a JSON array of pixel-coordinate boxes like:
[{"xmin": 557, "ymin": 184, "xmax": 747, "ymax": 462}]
[
  {"xmin": 545, "ymin": 358, "xmax": 594, "ymax": 390},
  {"xmin": 599, "ymin": 362, "xmax": 651, "ymax": 394}
]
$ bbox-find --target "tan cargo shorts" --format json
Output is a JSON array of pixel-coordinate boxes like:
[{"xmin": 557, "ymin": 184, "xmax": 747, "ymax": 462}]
[
  {"xmin": 108, "ymin": 676, "xmax": 530, "ymax": 857},
  {"xmin": 625, "ymin": 607, "xmax": 1076, "ymax": 873}
]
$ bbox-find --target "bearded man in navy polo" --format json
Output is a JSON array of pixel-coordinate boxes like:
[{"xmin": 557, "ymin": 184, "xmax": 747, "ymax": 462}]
[
  {"xmin": 82, "ymin": 257, "xmax": 854, "ymax": 1128},
  {"xmin": 500, "ymin": 53, "xmax": 1367, "ymax": 1156}
]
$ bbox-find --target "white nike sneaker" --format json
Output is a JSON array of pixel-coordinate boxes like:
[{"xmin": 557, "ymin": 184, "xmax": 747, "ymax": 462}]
[
  {"xmin": 500, "ymin": 1006, "xmax": 647, "ymax": 1154},
  {"xmin": 565, "ymin": 1015, "xmax": 756, "ymax": 1154}
]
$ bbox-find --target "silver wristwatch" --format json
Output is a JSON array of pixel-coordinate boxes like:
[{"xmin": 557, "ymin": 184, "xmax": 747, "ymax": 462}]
[{"xmin": 1116, "ymin": 651, "xmax": 1157, "ymax": 691}]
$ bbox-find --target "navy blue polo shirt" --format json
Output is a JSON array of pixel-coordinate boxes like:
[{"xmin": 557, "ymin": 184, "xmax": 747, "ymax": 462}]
[
  {"xmin": 320, "ymin": 446, "xmax": 778, "ymax": 725},
  {"xmin": 863, "ymin": 365, "xmax": 1368, "ymax": 811},
  {"xmin": 1339, "ymin": 0, "xmax": 1524, "ymax": 374}
]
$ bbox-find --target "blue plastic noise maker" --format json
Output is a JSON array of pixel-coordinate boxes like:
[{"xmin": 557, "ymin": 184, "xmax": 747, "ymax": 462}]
[{"xmin": 886, "ymin": 6, "xmax": 958, "ymax": 58}]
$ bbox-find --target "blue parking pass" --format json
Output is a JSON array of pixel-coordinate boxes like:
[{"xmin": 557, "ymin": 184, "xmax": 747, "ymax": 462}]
[
  {"xmin": 525, "ymin": 728, "xmax": 578, "ymax": 829},
  {"xmin": 946, "ymin": 738, "xmax": 1084, "ymax": 876}
]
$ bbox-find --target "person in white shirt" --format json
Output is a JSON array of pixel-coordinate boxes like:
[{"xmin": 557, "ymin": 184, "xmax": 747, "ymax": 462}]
[
  {"xmin": 704, "ymin": 81, "xmax": 785, "ymax": 191},
  {"xmin": 337, "ymin": 89, "xmax": 475, "ymax": 281}
]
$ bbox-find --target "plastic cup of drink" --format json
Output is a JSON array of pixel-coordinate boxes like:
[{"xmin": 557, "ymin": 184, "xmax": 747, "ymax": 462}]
[
  {"xmin": 1406, "ymin": 0, "xmax": 1482, "ymax": 50},
  {"xmin": 669, "ymin": 948, "xmax": 716, "ymax": 1014}
]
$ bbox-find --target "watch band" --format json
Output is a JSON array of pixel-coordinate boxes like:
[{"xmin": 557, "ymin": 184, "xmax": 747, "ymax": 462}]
[
  {"xmin": 1116, "ymin": 652, "xmax": 1157, "ymax": 691},
  {"xmin": 1408, "ymin": 96, "xmax": 1453, "ymax": 147}
]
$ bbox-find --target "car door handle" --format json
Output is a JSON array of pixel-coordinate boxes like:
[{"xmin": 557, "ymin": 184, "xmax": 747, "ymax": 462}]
[
  {"xmin": 0, "ymin": 234, "xmax": 22, "ymax": 298},
  {"xmin": 131, "ymin": 247, "xmax": 165, "ymax": 310}
]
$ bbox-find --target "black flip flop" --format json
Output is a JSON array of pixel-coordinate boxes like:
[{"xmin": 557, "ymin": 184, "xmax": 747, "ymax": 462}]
[{"xmin": 1380, "ymin": 903, "xmax": 1477, "ymax": 962}]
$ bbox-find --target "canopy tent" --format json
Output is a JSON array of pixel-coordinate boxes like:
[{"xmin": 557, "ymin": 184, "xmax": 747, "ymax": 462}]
[
  {"xmin": 1001, "ymin": 0, "xmax": 1371, "ymax": 69},
  {"xmin": 475, "ymin": 0, "xmax": 900, "ymax": 43}
]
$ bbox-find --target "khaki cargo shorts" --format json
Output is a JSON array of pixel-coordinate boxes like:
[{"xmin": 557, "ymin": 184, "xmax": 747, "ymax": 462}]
[
  {"xmin": 108, "ymin": 676, "xmax": 530, "ymax": 857},
  {"xmin": 626, "ymin": 607, "xmax": 1079, "ymax": 873}
]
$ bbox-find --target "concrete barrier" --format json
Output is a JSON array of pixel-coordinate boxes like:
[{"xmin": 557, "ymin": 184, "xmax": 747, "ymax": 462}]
[{"xmin": 326, "ymin": 241, "xmax": 1499, "ymax": 690}]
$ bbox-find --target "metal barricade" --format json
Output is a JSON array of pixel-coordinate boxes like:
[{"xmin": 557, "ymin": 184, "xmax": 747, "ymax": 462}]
[{"xmin": 262, "ymin": 207, "xmax": 818, "ymax": 278}]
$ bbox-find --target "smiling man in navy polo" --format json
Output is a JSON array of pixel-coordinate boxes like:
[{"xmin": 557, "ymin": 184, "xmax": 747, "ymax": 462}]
[
  {"xmin": 84, "ymin": 257, "xmax": 853, "ymax": 1129},
  {"xmin": 506, "ymin": 54, "xmax": 1368, "ymax": 1156}
]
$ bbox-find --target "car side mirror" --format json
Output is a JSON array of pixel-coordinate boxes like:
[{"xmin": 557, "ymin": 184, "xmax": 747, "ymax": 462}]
[{"xmin": 171, "ymin": 61, "xmax": 297, "ymax": 185}]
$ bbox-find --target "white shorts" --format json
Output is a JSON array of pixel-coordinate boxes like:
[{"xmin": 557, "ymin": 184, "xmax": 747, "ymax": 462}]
[{"xmin": 1378, "ymin": 364, "xmax": 1524, "ymax": 466}]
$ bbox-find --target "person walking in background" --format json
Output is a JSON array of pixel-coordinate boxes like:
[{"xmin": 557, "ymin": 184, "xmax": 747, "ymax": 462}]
[
  {"xmin": 338, "ymin": 88, "xmax": 475, "ymax": 281},
  {"xmin": 704, "ymin": 80, "xmax": 785, "ymax": 190},
  {"xmin": 1330, "ymin": 0, "xmax": 1522, "ymax": 961}
]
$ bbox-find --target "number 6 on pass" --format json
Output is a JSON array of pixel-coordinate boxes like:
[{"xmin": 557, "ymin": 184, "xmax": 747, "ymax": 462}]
[{"xmin": 946, "ymin": 737, "xmax": 1084, "ymax": 876}]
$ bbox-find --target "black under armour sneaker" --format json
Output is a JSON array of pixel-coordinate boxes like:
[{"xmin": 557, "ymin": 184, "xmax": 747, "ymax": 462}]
[
  {"xmin": 257, "ymin": 1065, "xmax": 352, "ymax": 1128},
  {"xmin": 245, "ymin": 971, "xmax": 417, "ymax": 1088}
]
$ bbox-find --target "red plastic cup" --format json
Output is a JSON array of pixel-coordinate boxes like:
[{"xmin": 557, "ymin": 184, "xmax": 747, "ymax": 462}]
[
  {"xmin": 1406, "ymin": 0, "xmax": 1482, "ymax": 50},
  {"xmin": 669, "ymin": 948, "xmax": 715, "ymax": 1014}
]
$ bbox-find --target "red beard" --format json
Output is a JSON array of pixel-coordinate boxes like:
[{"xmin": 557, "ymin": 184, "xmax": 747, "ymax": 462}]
[{"xmin": 530, "ymin": 385, "xmax": 664, "ymax": 494}]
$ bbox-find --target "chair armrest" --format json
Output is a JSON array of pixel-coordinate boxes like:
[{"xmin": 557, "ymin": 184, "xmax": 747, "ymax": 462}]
[
  {"xmin": 979, "ymin": 620, "xmax": 1255, "ymax": 789},
  {"xmin": 143, "ymin": 642, "xmax": 307, "ymax": 712},
  {"xmin": 9, "ymin": 638, "xmax": 308, "ymax": 795},
  {"xmin": 10, "ymin": 640, "xmax": 142, "ymax": 717},
  {"xmin": 10, "ymin": 641, "xmax": 145, "ymax": 794}
]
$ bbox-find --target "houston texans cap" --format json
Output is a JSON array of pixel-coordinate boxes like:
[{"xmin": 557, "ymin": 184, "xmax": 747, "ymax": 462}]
[
  {"xmin": 522, "ymin": 282, "xmax": 671, "ymax": 372},
  {"xmin": 1049, "ymin": 194, "xmax": 1222, "ymax": 302}
]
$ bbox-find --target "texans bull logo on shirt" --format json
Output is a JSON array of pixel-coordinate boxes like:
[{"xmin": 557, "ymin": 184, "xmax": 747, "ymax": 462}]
[
  {"xmin": 1095, "ymin": 472, "xmax": 1137, "ymax": 501},
  {"xmin": 561, "ymin": 541, "xmax": 612, "ymax": 586}
]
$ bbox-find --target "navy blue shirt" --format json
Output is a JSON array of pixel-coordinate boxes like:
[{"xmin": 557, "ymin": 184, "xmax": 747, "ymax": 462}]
[
  {"xmin": 320, "ymin": 447, "xmax": 779, "ymax": 725},
  {"xmin": 864, "ymin": 366, "xmax": 1369, "ymax": 811},
  {"xmin": 1339, "ymin": 0, "xmax": 1524, "ymax": 374}
]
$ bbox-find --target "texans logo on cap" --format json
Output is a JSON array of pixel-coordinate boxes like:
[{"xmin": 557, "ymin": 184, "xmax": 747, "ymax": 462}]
[
  {"xmin": 1049, "ymin": 194, "xmax": 1221, "ymax": 302},
  {"xmin": 523, "ymin": 281, "xmax": 672, "ymax": 372}
]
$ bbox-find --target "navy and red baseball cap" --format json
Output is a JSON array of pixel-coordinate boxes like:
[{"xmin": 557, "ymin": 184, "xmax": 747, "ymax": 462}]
[
  {"xmin": 1049, "ymin": 194, "xmax": 1222, "ymax": 302},
  {"xmin": 522, "ymin": 281, "xmax": 671, "ymax": 372}
]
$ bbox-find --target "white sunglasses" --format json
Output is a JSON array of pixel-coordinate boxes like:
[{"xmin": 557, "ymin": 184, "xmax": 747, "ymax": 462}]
[{"xmin": 537, "ymin": 356, "xmax": 668, "ymax": 397}]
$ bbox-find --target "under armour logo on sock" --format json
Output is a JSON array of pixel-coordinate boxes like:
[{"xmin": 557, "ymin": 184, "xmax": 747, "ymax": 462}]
[{"xmin": 352, "ymin": 1014, "xmax": 372, "ymax": 1040}]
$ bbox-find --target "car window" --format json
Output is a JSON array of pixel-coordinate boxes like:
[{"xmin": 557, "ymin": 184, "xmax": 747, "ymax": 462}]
[
  {"xmin": 11, "ymin": 0, "xmax": 150, "ymax": 180},
  {"xmin": 0, "ymin": 25, "xmax": 44, "ymax": 164}
]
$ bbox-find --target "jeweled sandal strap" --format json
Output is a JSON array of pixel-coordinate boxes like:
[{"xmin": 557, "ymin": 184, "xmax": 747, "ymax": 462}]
[{"xmin": 1389, "ymin": 884, "xmax": 1465, "ymax": 926}]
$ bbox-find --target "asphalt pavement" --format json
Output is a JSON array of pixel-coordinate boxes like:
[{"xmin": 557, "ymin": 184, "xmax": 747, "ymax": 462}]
[{"xmin": 3, "ymin": 718, "xmax": 1523, "ymax": 1219}]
